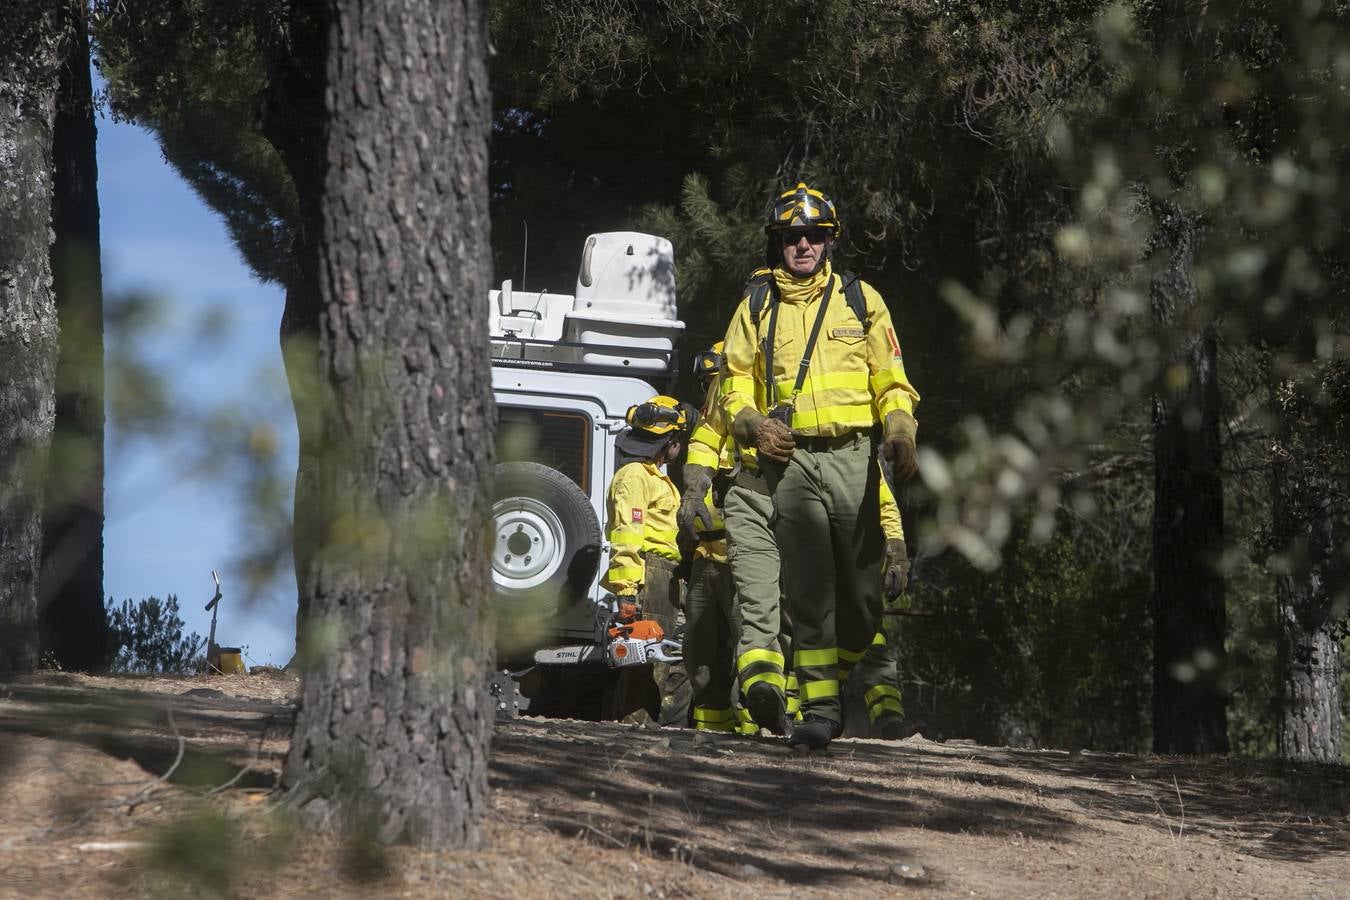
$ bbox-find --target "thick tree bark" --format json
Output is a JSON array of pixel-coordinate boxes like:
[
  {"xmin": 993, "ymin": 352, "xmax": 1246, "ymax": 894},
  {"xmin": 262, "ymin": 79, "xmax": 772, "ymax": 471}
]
[
  {"xmin": 39, "ymin": 0, "xmax": 107, "ymax": 672},
  {"xmin": 1149, "ymin": 208, "xmax": 1229, "ymax": 754},
  {"xmin": 0, "ymin": 2, "xmax": 64, "ymax": 672},
  {"xmin": 1270, "ymin": 380, "xmax": 1344, "ymax": 763},
  {"xmin": 281, "ymin": 0, "xmax": 495, "ymax": 847}
]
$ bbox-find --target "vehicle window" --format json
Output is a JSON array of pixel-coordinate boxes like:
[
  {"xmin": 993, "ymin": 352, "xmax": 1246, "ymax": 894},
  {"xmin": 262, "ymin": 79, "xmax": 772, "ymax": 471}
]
[{"xmin": 497, "ymin": 407, "xmax": 591, "ymax": 492}]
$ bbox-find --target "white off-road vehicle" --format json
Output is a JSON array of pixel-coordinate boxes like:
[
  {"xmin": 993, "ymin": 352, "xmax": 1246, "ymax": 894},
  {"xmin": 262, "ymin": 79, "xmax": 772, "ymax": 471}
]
[{"xmin": 487, "ymin": 232, "xmax": 685, "ymax": 719}]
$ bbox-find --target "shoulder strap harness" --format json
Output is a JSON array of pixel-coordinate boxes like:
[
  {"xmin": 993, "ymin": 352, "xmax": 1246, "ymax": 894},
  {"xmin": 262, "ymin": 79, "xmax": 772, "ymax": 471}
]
[{"xmin": 746, "ymin": 269, "xmax": 870, "ymax": 332}]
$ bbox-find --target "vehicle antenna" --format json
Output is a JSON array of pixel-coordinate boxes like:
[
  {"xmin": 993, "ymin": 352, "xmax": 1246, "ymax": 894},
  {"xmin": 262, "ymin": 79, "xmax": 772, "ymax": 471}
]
[{"xmin": 521, "ymin": 219, "xmax": 529, "ymax": 292}]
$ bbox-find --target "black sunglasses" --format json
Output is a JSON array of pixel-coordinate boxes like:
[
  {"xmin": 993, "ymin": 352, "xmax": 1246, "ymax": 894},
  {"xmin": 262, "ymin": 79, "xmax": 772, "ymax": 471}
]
[{"xmin": 780, "ymin": 227, "xmax": 829, "ymax": 246}]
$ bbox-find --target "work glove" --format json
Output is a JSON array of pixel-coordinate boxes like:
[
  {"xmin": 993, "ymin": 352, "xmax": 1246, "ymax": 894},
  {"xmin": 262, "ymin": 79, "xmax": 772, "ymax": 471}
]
[
  {"xmin": 882, "ymin": 410, "xmax": 919, "ymax": 483},
  {"xmin": 732, "ymin": 407, "xmax": 794, "ymax": 463},
  {"xmin": 882, "ymin": 538, "xmax": 910, "ymax": 599},
  {"xmin": 677, "ymin": 464, "xmax": 716, "ymax": 539}
]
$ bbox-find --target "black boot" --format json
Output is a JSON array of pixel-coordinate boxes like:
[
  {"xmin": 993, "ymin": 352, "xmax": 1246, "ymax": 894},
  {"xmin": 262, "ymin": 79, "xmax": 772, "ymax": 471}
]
[
  {"xmin": 744, "ymin": 682, "xmax": 788, "ymax": 736},
  {"xmin": 788, "ymin": 714, "xmax": 841, "ymax": 751},
  {"xmin": 873, "ymin": 713, "xmax": 921, "ymax": 741}
]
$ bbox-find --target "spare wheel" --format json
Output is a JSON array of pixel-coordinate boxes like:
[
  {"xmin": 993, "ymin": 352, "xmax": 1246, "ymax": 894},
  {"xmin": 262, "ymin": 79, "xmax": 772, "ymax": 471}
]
[{"xmin": 491, "ymin": 462, "xmax": 601, "ymax": 606}]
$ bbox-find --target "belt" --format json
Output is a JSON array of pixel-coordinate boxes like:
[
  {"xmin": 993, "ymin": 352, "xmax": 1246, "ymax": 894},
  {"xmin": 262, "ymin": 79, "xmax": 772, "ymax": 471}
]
[
  {"xmin": 733, "ymin": 465, "xmax": 769, "ymax": 494},
  {"xmin": 791, "ymin": 428, "xmax": 875, "ymax": 452}
]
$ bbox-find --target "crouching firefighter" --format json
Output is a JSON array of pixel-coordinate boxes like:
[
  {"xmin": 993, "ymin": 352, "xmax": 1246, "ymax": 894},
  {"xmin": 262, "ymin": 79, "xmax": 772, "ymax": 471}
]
[
  {"xmin": 677, "ymin": 343, "xmax": 743, "ymax": 733},
  {"xmin": 601, "ymin": 395, "xmax": 694, "ymax": 726}
]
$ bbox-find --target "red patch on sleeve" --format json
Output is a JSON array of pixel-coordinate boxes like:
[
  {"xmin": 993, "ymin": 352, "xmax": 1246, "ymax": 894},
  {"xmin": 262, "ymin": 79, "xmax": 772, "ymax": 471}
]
[
  {"xmin": 886, "ymin": 326, "xmax": 903, "ymax": 359},
  {"xmin": 631, "ymin": 508, "xmax": 644, "ymax": 523}
]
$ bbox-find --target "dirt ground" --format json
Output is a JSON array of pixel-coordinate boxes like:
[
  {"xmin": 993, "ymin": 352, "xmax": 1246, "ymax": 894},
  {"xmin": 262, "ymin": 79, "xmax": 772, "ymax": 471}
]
[{"xmin": 1, "ymin": 672, "xmax": 1347, "ymax": 898}]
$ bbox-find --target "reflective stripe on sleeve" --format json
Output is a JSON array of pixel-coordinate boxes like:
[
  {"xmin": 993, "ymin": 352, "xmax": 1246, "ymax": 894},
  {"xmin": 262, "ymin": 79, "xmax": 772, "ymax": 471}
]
[{"xmin": 604, "ymin": 565, "xmax": 644, "ymax": 582}]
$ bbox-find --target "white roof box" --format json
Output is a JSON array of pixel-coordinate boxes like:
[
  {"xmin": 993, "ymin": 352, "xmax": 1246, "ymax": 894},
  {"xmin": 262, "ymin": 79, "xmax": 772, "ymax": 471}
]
[
  {"xmin": 572, "ymin": 232, "xmax": 677, "ymax": 320},
  {"xmin": 490, "ymin": 232, "xmax": 684, "ymax": 376}
]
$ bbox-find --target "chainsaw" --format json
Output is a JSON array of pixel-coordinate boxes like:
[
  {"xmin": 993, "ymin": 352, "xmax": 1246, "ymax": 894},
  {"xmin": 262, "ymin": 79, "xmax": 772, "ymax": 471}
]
[
  {"xmin": 604, "ymin": 616, "xmax": 682, "ymax": 667},
  {"xmin": 531, "ymin": 596, "xmax": 682, "ymax": 668}
]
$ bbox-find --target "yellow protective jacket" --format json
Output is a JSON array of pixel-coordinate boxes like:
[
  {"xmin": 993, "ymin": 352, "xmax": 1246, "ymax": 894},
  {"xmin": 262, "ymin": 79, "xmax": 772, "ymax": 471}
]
[
  {"xmin": 722, "ymin": 262, "xmax": 920, "ymax": 436},
  {"xmin": 685, "ymin": 376, "xmax": 734, "ymax": 563},
  {"xmin": 692, "ymin": 376, "xmax": 906, "ymax": 545},
  {"xmin": 601, "ymin": 461, "xmax": 681, "ymax": 597}
]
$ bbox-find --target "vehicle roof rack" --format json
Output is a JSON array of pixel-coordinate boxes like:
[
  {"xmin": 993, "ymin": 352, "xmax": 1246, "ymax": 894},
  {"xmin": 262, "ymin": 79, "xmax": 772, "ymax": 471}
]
[{"xmin": 489, "ymin": 232, "xmax": 684, "ymax": 379}]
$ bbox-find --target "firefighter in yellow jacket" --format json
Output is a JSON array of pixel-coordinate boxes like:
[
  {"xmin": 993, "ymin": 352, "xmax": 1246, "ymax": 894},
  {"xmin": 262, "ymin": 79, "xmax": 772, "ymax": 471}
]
[
  {"xmin": 690, "ymin": 377, "xmax": 914, "ymax": 737},
  {"xmin": 676, "ymin": 344, "xmax": 742, "ymax": 732},
  {"xmin": 602, "ymin": 395, "xmax": 693, "ymax": 726},
  {"xmin": 721, "ymin": 182, "xmax": 921, "ymax": 750}
]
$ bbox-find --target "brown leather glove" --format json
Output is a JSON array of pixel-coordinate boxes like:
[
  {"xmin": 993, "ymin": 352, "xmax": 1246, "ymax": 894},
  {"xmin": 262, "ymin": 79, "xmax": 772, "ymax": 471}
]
[
  {"xmin": 883, "ymin": 538, "xmax": 910, "ymax": 599},
  {"xmin": 756, "ymin": 417, "xmax": 795, "ymax": 463},
  {"xmin": 733, "ymin": 408, "xmax": 794, "ymax": 463},
  {"xmin": 677, "ymin": 464, "xmax": 716, "ymax": 539},
  {"xmin": 882, "ymin": 410, "xmax": 919, "ymax": 482}
]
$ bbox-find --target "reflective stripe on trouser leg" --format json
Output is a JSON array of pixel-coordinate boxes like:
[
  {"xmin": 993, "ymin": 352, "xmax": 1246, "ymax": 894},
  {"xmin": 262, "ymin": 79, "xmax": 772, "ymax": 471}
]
[
  {"xmin": 793, "ymin": 646, "xmax": 839, "ymax": 716},
  {"xmin": 785, "ymin": 672, "xmax": 801, "ymax": 717},
  {"xmin": 854, "ymin": 630, "xmax": 902, "ymax": 721},
  {"xmin": 864, "ymin": 684, "xmax": 903, "ymax": 721},
  {"xmin": 736, "ymin": 647, "xmax": 786, "ymax": 693},
  {"xmin": 693, "ymin": 706, "xmax": 735, "ymax": 732},
  {"xmin": 725, "ymin": 482, "xmax": 786, "ymax": 698},
  {"xmin": 682, "ymin": 556, "xmax": 738, "ymax": 722},
  {"xmin": 768, "ymin": 436, "xmax": 884, "ymax": 725}
]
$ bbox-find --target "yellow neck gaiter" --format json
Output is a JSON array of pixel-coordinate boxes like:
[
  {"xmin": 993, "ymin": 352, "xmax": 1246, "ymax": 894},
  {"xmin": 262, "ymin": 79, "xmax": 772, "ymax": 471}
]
[{"xmin": 773, "ymin": 260, "xmax": 833, "ymax": 305}]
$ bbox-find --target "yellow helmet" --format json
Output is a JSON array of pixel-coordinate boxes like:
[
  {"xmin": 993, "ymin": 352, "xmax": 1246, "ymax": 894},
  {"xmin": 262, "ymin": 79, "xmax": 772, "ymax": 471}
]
[
  {"xmin": 693, "ymin": 341, "xmax": 724, "ymax": 381},
  {"xmin": 624, "ymin": 395, "xmax": 689, "ymax": 436},
  {"xmin": 766, "ymin": 182, "xmax": 840, "ymax": 236},
  {"xmin": 618, "ymin": 395, "xmax": 694, "ymax": 459}
]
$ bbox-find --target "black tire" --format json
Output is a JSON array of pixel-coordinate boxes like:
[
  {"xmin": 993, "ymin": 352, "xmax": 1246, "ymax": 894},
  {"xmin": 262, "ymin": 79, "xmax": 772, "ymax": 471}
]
[{"xmin": 491, "ymin": 462, "xmax": 601, "ymax": 654}]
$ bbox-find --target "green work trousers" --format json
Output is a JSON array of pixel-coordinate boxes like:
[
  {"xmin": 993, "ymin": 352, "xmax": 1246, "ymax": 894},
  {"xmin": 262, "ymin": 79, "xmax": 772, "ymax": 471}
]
[
  {"xmin": 723, "ymin": 475, "xmax": 788, "ymax": 701},
  {"xmin": 683, "ymin": 555, "xmax": 739, "ymax": 731},
  {"xmin": 851, "ymin": 630, "xmax": 904, "ymax": 730},
  {"xmin": 617, "ymin": 553, "xmax": 691, "ymax": 726},
  {"xmin": 765, "ymin": 432, "xmax": 884, "ymax": 726}
]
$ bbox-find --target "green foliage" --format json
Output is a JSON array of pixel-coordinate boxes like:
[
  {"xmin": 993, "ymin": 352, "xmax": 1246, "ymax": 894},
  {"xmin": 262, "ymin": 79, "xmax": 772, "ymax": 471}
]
[
  {"xmin": 145, "ymin": 808, "xmax": 239, "ymax": 898},
  {"xmin": 900, "ymin": 515, "xmax": 1151, "ymax": 751},
  {"xmin": 142, "ymin": 806, "xmax": 297, "ymax": 897},
  {"xmin": 93, "ymin": 0, "xmax": 298, "ymax": 286},
  {"xmin": 106, "ymin": 593, "xmax": 204, "ymax": 674}
]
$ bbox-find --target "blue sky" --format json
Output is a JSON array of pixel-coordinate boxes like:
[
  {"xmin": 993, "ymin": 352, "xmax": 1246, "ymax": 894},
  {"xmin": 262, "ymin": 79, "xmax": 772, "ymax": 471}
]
[{"xmin": 99, "ymin": 108, "xmax": 299, "ymax": 667}]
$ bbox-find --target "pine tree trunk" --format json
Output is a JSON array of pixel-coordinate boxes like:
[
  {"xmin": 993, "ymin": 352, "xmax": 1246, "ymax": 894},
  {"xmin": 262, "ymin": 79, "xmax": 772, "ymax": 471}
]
[
  {"xmin": 39, "ymin": 0, "xmax": 107, "ymax": 672},
  {"xmin": 1149, "ymin": 207, "xmax": 1229, "ymax": 754},
  {"xmin": 258, "ymin": 0, "xmax": 328, "ymax": 653},
  {"xmin": 281, "ymin": 0, "xmax": 495, "ymax": 847},
  {"xmin": 0, "ymin": 1, "xmax": 64, "ymax": 672},
  {"xmin": 1270, "ymin": 381, "xmax": 1344, "ymax": 763}
]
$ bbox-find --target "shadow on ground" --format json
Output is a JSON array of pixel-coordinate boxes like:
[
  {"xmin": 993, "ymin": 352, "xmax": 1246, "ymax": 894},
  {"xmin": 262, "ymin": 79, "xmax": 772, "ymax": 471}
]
[{"xmin": 1, "ymin": 673, "xmax": 1346, "ymax": 891}]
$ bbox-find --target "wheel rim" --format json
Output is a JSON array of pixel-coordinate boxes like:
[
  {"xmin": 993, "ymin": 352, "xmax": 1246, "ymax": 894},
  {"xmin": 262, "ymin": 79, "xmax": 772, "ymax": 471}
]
[{"xmin": 491, "ymin": 496, "xmax": 567, "ymax": 592}]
